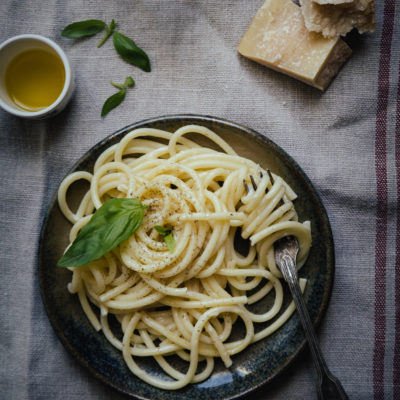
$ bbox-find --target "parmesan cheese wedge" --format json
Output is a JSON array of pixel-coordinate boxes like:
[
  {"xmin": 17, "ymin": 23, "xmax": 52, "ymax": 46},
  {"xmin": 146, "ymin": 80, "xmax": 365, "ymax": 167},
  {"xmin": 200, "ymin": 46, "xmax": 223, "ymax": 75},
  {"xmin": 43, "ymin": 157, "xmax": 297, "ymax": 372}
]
[
  {"xmin": 300, "ymin": 0, "xmax": 376, "ymax": 38},
  {"xmin": 237, "ymin": 0, "xmax": 352, "ymax": 90}
]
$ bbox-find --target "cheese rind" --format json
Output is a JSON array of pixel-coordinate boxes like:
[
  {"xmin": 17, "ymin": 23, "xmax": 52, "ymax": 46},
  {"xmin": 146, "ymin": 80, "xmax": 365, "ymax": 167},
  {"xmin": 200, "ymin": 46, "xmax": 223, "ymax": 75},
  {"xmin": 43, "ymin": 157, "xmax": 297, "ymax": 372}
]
[
  {"xmin": 300, "ymin": 0, "xmax": 375, "ymax": 38},
  {"xmin": 237, "ymin": 0, "xmax": 352, "ymax": 90}
]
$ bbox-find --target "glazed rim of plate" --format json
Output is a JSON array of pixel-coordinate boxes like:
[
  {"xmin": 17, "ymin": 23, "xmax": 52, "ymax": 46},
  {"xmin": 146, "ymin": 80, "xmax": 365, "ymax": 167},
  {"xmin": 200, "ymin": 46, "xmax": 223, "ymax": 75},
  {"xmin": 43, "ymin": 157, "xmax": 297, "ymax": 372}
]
[{"xmin": 38, "ymin": 114, "xmax": 334, "ymax": 400}]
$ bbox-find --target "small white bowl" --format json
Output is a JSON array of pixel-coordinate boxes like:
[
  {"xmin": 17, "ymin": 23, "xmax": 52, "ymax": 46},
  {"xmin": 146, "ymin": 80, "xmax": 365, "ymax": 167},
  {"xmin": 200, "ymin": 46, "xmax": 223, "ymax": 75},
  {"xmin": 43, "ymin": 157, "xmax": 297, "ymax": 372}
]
[{"xmin": 0, "ymin": 34, "xmax": 74, "ymax": 119}]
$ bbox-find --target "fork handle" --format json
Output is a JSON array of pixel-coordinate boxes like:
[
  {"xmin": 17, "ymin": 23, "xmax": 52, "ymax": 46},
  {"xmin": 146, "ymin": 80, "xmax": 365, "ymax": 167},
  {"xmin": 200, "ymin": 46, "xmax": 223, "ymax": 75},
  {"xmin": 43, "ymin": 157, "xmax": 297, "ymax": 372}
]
[{"xmin": 280, "ymin": 255, "xmax": 349, "ymax": 400}]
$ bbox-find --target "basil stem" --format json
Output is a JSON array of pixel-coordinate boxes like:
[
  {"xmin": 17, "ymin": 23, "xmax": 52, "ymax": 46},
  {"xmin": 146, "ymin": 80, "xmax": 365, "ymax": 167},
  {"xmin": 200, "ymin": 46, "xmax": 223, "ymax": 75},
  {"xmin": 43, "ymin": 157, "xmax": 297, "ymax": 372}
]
[
  {"xmin": 111, "ymin": 76, "xmax": 134, "ymax": 90},
  {"xmin": 113, "ymin": 31, "xmax": 151, "ymax": 72},
  {"xmin": 101, "ymin": 76, "xmax": 135, "ymax": 117},
  {"xmin": 97, "ymin": 19, "xmax": 117, "ymax": 47},
  {"xmin": 61, "ymin": 19, "xmax": 107, "ymax": 38},
  {"xmin": 58, "ymin": 198, "xmax": 147, "ymax": 267}
]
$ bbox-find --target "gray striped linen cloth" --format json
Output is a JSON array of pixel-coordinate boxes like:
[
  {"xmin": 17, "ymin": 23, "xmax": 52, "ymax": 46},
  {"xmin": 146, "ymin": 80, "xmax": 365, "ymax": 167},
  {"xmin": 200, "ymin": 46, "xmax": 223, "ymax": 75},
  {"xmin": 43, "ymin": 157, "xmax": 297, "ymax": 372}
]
[{"xmin": 0, "ymin": 1, "xmax": 399, "ymax": 399}]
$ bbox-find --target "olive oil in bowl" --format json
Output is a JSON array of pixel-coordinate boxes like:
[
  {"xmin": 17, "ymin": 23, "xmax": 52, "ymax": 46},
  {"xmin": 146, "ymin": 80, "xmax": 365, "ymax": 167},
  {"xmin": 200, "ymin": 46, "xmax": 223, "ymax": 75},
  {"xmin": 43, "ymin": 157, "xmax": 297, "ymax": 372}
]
[{"xmin": 5, "ymin": 48, "xmax": 65, "ymax": 112}]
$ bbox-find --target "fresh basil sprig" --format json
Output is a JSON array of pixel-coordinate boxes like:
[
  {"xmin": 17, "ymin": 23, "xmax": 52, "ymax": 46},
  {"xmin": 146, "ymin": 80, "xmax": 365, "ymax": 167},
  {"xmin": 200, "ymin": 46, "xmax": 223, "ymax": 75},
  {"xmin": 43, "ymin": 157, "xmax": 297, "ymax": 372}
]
[
  {"xmin": 58, "ymin": 198, "xmax": 147, "ymax": 267},
  {"xmin": 61, "ymin": 19, "xmax": 107, "ymax": 39},
  {"xmin": 113, "ymin": 31, "xmax": 151, "ymax": 72},
  {"xmin": 154, "ymin": 225, "xmax": 175, "ymax": 253},
  {"xmin": 61, "ymin": 19, "xmax": 151, "ymax": 70},
  {"xmin": 101, "ymin": 76, "xmax": 135, "ymax": 117},
  {"xmin": 61, "ymin": 18, "xmax": 151, "ymax": 117}
]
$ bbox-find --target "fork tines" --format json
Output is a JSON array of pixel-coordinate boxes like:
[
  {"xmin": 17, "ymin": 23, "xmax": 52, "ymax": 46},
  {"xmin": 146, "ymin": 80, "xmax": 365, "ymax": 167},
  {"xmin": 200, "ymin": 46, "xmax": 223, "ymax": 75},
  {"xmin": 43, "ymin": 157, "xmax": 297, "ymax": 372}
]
[{"xmin": 243, "ymin": 169, "xmax": 274, "ymax": 194}]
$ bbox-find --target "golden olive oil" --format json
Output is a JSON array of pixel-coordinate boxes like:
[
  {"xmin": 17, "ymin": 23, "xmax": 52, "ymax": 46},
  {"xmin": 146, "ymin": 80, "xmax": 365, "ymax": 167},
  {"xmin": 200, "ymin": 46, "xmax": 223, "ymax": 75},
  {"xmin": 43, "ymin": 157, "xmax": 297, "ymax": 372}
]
[{"xmin": 5, "ymin": 49, "xmax": 65, "ymax": 111}]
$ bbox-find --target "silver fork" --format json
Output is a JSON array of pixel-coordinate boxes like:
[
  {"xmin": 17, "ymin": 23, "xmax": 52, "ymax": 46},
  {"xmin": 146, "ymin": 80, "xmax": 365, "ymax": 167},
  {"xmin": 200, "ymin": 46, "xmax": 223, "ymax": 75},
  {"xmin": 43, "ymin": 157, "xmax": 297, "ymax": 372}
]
[
  {"xmin": 274, "ymin": 236, "xmax": 348, "ymax": 400},
  {"xmin": 243, "ymin": 175, "xmax": 348, "ymax": 399}
]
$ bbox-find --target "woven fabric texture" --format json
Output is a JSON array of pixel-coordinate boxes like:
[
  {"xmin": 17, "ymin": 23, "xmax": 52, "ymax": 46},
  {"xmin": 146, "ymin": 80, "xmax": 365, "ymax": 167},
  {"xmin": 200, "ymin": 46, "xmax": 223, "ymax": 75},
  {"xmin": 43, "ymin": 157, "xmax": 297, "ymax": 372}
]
[{"xmin": 0, "ymin": 1, "xmax": 399, "ymax": 399}]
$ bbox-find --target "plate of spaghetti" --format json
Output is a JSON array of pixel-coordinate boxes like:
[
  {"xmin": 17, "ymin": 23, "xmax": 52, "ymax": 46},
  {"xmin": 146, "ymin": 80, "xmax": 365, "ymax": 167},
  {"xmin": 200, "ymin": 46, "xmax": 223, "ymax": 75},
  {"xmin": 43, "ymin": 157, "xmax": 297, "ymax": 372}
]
[{"xmin": 38, "ymin": 115, "xmax": 334, "ymax": 400}]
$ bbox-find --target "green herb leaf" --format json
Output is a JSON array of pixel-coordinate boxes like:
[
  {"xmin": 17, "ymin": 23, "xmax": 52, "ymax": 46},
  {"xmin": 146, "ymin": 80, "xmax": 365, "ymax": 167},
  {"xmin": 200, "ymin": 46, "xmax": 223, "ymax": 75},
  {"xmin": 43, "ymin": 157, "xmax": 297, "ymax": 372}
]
[
  {"xmin": 97, "ymin": 19, "xmax": 117, "ymax": 47},
  {"xmin": 61, "ymin": 19, "xmax": 107, "ymax": 38},
  {"xmin": 164, "ymin": 232, "xmax": 175, "ymax": 253},
  {"xmin": 101, "ymin": 89, "xmax": 126, "ymax": 117},
  {"xmin": 58, "ymin": 198, "xmax": 147, "ymax": 267},
  {"xmin": 154, "ymin": 225, "xmax": 175, "ymax": 253},
  {"xmin": 154, "ymin": 225, "xmax": 171, "ymax": 236},
  {"xmin": 113, "ymin": 31, "xmax": 151, "ymax": 72},
  {"xmin": 125, "ymin": 76, "xmax": 135, "ymax": 87}
]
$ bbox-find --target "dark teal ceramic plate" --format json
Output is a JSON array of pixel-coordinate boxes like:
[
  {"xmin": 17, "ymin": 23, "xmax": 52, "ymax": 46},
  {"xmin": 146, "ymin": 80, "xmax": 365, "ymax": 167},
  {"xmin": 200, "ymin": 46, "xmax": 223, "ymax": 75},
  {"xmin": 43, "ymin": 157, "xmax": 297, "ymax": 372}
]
[{"xmin": 39, "ymin": 115, "xmax": 334, "ymax": 400}]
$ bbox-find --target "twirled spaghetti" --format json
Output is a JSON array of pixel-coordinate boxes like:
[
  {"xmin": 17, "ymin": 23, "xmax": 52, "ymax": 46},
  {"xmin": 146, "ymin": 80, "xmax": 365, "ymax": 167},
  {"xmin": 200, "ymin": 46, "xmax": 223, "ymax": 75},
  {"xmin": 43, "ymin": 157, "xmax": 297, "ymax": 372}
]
[{"xmin": 58, "ymin": 125, "xmax": 312, "ymax": 389}]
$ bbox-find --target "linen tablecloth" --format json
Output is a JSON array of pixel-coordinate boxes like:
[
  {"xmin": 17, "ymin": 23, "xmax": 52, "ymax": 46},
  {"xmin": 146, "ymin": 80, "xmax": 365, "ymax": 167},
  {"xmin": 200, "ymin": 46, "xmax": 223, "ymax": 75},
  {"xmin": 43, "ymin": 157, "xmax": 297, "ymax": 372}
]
[{"xmin": 0, "ymin": 1, "xmax": 399, "ymax": 399}]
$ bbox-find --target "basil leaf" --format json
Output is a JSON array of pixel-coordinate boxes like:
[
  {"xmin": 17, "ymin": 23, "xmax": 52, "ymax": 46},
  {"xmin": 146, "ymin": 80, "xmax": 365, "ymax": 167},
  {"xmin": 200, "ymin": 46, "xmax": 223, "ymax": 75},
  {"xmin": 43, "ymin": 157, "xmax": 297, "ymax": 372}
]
[
  {"xmin": 58, "ymin": 198, "xmax": 147, "ymax": 267},
  {"xmin": 154, "ymin": 225, "xmax": 174, "ymax": 253},
  {"xmin": 101, "ymin": 89, "xmax": 126, "ymax": 117},
  {"xmin": 61, "ymin": 19, "xmax": 107, "ymax": 38},
  {"xmin": 154, "ymin": 225, "xmax": 170, "ymax": 236},
  {"xmin": 113, "ymin": 31, "xmax": 151, "ymax": 72},
  {"xmin": 164, "ymin": 233, "xmax": 175, "ymax": 253}
]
